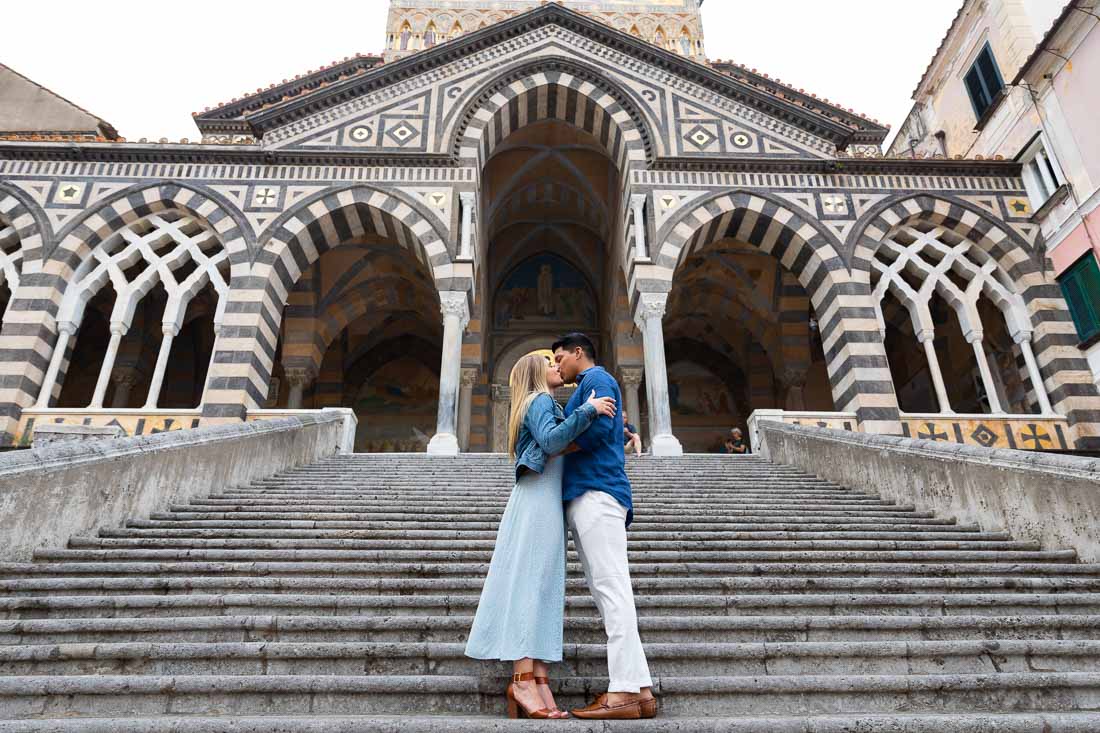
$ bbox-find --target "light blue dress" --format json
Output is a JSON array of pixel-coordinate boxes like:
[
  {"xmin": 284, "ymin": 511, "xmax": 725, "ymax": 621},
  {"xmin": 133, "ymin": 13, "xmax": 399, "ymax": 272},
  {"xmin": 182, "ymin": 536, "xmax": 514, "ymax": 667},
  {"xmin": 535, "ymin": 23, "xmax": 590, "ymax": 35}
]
[{"xmin": 465, "ymin": 395, "xmax": 597, "ymax": 663}]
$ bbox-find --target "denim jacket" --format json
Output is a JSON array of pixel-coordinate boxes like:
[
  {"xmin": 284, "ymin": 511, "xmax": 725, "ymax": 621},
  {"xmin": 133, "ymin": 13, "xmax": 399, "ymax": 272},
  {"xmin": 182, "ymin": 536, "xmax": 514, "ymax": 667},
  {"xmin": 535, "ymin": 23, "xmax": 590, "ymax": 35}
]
[{"xmin": 514, "ymin": 393, "xmax": 598, "ymax": 482}]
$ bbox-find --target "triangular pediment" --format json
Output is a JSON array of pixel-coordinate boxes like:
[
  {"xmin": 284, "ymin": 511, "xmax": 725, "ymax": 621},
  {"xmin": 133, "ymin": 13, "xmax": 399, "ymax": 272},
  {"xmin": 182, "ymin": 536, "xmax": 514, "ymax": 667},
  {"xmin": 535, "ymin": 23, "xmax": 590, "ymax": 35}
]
[{"xmin": 196, "ymin": 4, "xmax": 886, "ymax": 163}]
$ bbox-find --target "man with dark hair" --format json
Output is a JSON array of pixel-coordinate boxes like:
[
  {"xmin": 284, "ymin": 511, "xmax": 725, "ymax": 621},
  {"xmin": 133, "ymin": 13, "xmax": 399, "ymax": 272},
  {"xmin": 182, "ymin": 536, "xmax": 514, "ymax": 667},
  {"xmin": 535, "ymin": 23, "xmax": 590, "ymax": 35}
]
[{"xmin": 552, "ymin": 332, "xmax": 657, "ymax": 720}]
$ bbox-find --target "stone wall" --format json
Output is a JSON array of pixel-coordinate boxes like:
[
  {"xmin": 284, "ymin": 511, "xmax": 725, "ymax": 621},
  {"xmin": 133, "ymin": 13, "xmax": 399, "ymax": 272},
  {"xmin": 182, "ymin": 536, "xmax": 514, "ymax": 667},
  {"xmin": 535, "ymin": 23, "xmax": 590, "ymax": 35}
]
[
  {"xmin": 758, "ymin": 421, "xmax": 1100, "ymax": 562},
  {"xmin": 0, "ymin": 412, "xmax": 350, "ymax": 562}
]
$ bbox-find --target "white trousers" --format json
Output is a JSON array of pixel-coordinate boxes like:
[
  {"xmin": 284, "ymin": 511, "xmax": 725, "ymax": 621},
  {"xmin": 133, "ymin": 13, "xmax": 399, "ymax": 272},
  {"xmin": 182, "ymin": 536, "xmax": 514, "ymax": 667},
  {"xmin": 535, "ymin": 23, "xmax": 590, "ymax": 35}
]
[{"xmin": 566, "ymin": 490, "xmax": 653, "ymax": 693}]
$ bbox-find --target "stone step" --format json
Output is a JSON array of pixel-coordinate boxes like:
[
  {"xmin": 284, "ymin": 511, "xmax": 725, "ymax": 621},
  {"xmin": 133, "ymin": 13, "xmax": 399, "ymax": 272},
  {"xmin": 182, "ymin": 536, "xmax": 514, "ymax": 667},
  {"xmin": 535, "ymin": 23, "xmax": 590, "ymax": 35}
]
[
  {"xmin": 5, "ymin": 591, "xmax": 1098, "ymax": 621},
  {"xmin": 102, "ymin": 527, "xmax": 1002, "ymax": 541},
  {"xmin": 31, "ymin": 548, "xmax": 1076, "ymax": 566},
  {"xmin": 4, "ymin": 639, "xmax": 1099, "ymax": 678},
  {"xmin": 2, "ymin": 672, "xmax": 1099, "ymax": 718},
  {"xmin": 5, "ymin": 574, "xmax": 1098, "ymax": 598},
  {"xmin": 3, "ymin": 614, "xmax": 1098, "ymax": 646},
  {"xmin": 195, "ymin": 495, "xmax": 887, "ymax": 508},
  {"xmin": 4, "ymin": 713, "xmax": 1100, "ymax": 733},
  {"xmin": 7, "ymin": 558, "xmax": 1089, "ymax": 581},
  {"xmin": 127, "ymin": 517, "xmax": 968, "ymax": 532},
  {"xmin": 153, "ymin": 507, "xmax": 932, "ymax": 522},
  {"xmin": 69, "ymin": 536, "xmax": 1043, "ymax": 553}
]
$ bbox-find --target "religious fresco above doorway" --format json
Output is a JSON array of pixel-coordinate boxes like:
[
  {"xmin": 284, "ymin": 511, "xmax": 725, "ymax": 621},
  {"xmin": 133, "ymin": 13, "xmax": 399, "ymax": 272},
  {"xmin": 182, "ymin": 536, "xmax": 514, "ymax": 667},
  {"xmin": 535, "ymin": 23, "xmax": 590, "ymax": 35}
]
[
  {"xmin": 493, "ymin": 254, "xmax": 597, "ymax": 330},
  {"xmin": 666, "ymin": 361, "xmax": 741, "ymax": 453}
]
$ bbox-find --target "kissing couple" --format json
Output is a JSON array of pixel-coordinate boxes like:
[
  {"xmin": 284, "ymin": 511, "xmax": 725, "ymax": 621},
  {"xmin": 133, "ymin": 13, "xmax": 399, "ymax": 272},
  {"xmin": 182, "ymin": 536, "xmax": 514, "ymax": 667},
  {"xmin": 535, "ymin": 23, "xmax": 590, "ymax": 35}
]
[{"xmin": 465, "ymin": 333, "xmax": 658, "ymax": 720}]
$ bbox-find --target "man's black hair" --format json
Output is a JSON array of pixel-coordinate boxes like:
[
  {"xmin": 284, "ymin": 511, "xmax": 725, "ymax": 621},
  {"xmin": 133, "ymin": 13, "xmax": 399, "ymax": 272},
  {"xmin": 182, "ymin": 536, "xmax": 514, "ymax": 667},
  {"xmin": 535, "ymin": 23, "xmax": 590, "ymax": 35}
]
[{"xmin": 552, "ymin": 332, "xmax": 597, "ymax": 362}]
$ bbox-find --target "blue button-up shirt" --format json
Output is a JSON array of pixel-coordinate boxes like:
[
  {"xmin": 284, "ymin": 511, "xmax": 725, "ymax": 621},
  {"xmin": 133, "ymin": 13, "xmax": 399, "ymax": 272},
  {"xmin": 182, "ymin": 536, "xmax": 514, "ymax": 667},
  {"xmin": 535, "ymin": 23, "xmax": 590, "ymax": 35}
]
[{"xmin": 562, "ymin": 366, "xmax": 634, "ymax": 525}]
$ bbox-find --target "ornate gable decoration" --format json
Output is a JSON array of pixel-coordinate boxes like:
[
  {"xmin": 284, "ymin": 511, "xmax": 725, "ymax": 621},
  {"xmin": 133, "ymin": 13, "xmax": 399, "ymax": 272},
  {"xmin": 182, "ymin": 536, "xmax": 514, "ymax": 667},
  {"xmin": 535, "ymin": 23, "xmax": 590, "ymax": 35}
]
[{"xmin": 194, "ymin": 4, "xmax": 887, "ymax": 164}]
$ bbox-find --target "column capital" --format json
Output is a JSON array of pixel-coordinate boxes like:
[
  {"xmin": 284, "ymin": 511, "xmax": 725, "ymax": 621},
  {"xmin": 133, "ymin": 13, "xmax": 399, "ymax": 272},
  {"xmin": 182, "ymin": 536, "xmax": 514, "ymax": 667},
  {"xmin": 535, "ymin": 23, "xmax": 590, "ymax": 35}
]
[
  {"xmin": 630, "ymin": 193, "xmax": 648, "ymax": 210},
  {"xmin": 1012, "ymin": 329, "xmax": 1034, "ymax": 345},
  {"xmin": 284, "ymin": 365, "xmax": 318, "ymax": 389},
  {"xmin": 619, "ymin": 366, "xmax": 644, "ymax": 389},
  {"xmin": 633, "ymin": 292, "xmax": 668, "ymax": 329},
  {"xmin": 963, "ymin": 329, "xmax": 985, "ymax": 345},
  {"xmin": 109, "ymin": 323, "xmax": 128, "ymax": 337},
  {"xmin": 112, "ymin": 366, "xmax": 142, "ymax": 387},
  {"xmin": 916, "ymin": 328, "xmax": 936, "ymax": 344},
  {"xmin": 57, "ymin": 321, "xmax": 79, "ymax": 337},
  {"xmin": 460, "ymin": 367, "xmax": 480, "ymax": 388},
  {"xmin": 161, "ymin": 322, "xmax": 181, "ymax": 338},
  {"xmin": 777, "ymin": 366, "xmax": 808, "ymax": 390},
  {"xmin": 459, "ymin": 191, "xmax": 476, "ymax": 205},
  {"xmin": 439, "ymin": 291, "xmax": 471, "ymax": 329}
]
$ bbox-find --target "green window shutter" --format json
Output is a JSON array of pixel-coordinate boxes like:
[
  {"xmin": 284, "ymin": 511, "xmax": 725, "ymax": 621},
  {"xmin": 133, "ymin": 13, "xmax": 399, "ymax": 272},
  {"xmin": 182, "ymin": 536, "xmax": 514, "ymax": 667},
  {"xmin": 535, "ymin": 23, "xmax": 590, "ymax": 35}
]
[{"xmin": 1060, "ymin": 255, "xmax": 1100, "ymax": 342}]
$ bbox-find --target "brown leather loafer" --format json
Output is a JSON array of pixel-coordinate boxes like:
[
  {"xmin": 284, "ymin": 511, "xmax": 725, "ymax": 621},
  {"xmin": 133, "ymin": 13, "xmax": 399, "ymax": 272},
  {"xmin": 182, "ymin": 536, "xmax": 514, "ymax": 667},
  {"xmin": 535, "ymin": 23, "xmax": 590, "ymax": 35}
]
[{"xmin": 571, "ymin": 694, "xmax": 658, "ymax": 720}]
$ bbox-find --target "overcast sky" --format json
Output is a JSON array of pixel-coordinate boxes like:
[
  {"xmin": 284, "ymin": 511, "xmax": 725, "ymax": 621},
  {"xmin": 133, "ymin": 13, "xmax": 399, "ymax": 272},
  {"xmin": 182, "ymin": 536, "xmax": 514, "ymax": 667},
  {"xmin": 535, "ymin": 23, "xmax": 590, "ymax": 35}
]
[{"xmin": 5, "ymin": 1, "xmax": 961, "ymax": 150}]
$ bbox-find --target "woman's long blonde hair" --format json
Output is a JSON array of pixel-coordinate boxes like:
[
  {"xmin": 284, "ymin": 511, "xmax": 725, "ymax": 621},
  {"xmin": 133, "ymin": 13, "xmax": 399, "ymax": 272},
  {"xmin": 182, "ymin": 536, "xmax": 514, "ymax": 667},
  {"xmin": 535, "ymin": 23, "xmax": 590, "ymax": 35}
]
[{"xmin": 508, "ymin": 353, "xmax": 552, "ymax": 457}]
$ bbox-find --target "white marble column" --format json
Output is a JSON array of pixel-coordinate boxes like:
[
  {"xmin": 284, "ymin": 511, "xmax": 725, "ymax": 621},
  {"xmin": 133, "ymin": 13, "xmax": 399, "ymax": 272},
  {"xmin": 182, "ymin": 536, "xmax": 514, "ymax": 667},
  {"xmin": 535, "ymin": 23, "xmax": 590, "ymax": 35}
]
[
  {"xmin": 90, "ymin": 325, "xmax": 127, "ymax": 409},
  {"xmin": 143, "ymin": 324, "xmax": 180, "ymax": 409},
  {"xmin": 459, "ymin": 191, "xmax": 475, "ymax": 261},
  {"xmin": 428, "ymin": 291, "xmax": 470, "ymax": 455},
  {"xmin": 35, "ymin": 322, "xmax": 78, "ymax": 409},
  {"xmin": 619, "ymin": 366, "xmax": 644, "ymax": 441},
  {"xmin": 630, "ymin": 194, "xmax": 649, "ymax": 261},
  {"xmin": 285, "ymin": 366, "xmax": 318, "ymax": 410},
  {"xmin": 965, "ymin": 331, "xmax": 1003, "ymax": 414},
  {"xmin": 917, "ymin": 329, "xmax": 953, "ymax": 414},
  {"xmin": 634, "ymin": 293, "xmax": 683, "ymax": 456},
  {"xmin": 1016, "ymin": 332, "xmax": 1055, "ymax": 415},
  {"xmin": 457, "ymin": 367, "xmax": 478, "ymax": 452}
]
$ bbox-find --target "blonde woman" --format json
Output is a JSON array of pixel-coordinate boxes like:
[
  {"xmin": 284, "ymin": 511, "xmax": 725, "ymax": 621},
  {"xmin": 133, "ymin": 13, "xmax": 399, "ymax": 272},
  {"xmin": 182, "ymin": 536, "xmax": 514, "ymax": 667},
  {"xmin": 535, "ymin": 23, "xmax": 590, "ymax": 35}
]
[{"xmin": 465, "ymin": 353, "xmax": 617, "ymax": 719}]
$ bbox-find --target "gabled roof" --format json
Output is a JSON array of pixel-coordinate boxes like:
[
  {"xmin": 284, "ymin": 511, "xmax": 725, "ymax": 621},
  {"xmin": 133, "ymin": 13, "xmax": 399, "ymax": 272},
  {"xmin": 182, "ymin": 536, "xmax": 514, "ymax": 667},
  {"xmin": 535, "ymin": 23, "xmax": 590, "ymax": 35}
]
[
  {"xmin": 0, "ymin": 63, "xmax": 119, "ymax": 141},
  {"xmin": 194, "ymin": 2, "xmax": 889, "ymax": 148}
]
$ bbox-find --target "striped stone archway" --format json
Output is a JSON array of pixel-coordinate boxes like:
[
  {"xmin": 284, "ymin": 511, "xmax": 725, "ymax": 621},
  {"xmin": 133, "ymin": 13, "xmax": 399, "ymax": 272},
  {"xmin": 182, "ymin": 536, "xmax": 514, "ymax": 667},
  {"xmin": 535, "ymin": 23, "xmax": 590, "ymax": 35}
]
[
  {"xmin": 852, "ymin": 193, "xmax": 1100, "ymax": 447},
  {"xmin": 653, "ymin": 190, "xmax": 900, "ymax": 434},
  {"xmin": 202, "ymin": 185, "xmax": 457, "ymax": 421},
  {"xmin": 449, "ymin": 56, "xmax": 655, "ymax": 175},
  {"xmin": 0, "ymin": 183, "xmax": 245, "ymax": 443}
]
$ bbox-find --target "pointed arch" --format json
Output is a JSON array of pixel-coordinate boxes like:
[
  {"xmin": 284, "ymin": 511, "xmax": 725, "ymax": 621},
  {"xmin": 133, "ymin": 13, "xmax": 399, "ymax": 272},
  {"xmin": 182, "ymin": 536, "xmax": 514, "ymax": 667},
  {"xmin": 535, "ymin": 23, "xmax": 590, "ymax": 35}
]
[
  {"xmin": 852, "ymin": 192, "xmax": 1100, "ymax": 445},
  {"xmin": 449, "ymin": 56, "xmax": 656, "ymax": 171},
  {"xmin": 202, "ymin": 184, "xmax": 455, "ymax": 421},
  {"xmin": 657, "ymin": 189, "xmax": 899, "ymax": 433}
]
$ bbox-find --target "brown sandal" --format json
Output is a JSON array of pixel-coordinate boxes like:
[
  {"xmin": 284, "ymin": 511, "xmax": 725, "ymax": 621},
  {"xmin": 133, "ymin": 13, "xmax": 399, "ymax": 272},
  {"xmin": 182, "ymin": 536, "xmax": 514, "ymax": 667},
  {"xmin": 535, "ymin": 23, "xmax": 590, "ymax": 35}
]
[
  {"xmin": 535, "ymin": 676, "xmax": 570, "ymax": 719},
  {"xmin": 506, "ymin": 672, "xmax": 552, "ymax": 719}
]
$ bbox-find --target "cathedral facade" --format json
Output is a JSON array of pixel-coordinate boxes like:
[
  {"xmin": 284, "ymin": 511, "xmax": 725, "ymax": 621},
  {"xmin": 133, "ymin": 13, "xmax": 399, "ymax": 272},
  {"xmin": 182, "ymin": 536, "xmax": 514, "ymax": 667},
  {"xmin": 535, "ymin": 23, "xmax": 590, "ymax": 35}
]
[{"xmin": 0, "ymin": 0, "xmax": 1097, "ymax": 455}]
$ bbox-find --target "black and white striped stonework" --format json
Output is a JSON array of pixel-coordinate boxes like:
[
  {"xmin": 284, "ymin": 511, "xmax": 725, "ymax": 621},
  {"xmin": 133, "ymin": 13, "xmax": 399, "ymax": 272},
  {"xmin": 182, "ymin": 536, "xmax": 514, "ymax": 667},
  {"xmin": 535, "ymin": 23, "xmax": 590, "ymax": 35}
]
[
  {"xmin": 201, "ymin": 186, "xmax": 458, "ymax": 422},
  {"xmin": 653, "ymin": 190, "xmax": 901, "ymax": 435},
  {"xmin": 853, "ymin": 194, "xmax": 1100, "ymax": 448},
  {"xmin": 454, "ymin": 63, "xmax": 651, "ymax": 175}
]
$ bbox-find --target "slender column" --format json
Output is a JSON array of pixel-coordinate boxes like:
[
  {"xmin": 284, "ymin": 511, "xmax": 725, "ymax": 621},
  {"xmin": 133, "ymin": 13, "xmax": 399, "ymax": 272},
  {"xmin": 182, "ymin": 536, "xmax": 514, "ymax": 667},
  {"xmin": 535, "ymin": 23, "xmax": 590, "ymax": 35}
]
[
  {"xmin": 143, "ymin": 324, "xmax": 180, "ymax": 409},
  {"xmin": 1016, "ymin": 333, "xmax": 1055, "ymax": 415},
  {"xmin": 110, "ymin": 367, "xmax": 142, "ymax": 408},
  {"xmin": 90, "ymin": 325, "xmax": 127, "ymax": 409},
  {"xmin": 779, "ymin": 367, "xmax": 808, "ymax": 411},
  {"xmin": 35, "ymin": 322, "xmax": 78, "ymax": 409},
  {"xmin": 634, "ymin": 293, "xmax": 683, "ymax": 457},
  {"xmin": 457, "ymin": 367, "xmax": 478, "ymax": 452},
  {"xmin": 917, "ymin": 329, "xmax": 953, "ymax": 414},
  {"xmin": 491, "ymin": 383, "xmax": 510, "ymax": 453},
  {"xmin": 284, "ymin": 366, "xmax": 317, "ymax": 410},
  {"xmin": 965, "ymin": 332, "xmax": 1003, "ymax": 414},
  {"xmin": 459, "ymin": 192, "xmax": 475, "ymax": 261},
  {"xmin": 428, "ymin": 292, "xmax": 470, "ymax": 455},
  {"xmin": 630, "ymin": 194, "xmax": 649, "ymax": 261},
  {"xmin": 619, "ymin": 367, "xmax": 643, "ymax": 434}
]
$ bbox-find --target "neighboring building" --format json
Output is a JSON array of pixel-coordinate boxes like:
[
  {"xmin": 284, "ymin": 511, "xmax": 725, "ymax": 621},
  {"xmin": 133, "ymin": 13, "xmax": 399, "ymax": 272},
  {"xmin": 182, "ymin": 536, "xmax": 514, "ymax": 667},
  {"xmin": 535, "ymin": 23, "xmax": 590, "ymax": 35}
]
[
  {"xmin": 0, "ymin": 63, "xmax": 117, "ymax": 141},
  {"xmin": 1, "ymin": 0, "xmax": 1098, "ymax": 456},
  {"xmin": 889, "ymin": 0, "xmax": 1100, "ymax": 383}
]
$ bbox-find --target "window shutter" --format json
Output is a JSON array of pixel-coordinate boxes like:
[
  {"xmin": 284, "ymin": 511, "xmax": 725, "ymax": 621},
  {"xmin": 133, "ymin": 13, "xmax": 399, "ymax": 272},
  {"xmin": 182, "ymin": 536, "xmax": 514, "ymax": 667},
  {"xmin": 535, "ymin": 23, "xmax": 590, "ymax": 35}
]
[{"xmin": 1060, "ymin": 256, "xmax": 1100, "ymax": 341}]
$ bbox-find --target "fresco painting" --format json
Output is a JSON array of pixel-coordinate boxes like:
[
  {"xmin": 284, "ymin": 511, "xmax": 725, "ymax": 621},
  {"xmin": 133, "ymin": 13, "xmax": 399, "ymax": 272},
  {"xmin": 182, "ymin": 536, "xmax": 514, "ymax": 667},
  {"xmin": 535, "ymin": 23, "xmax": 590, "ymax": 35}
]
[{"xmin": 494, "ymin": 254, "xmax": 597, "ymax": 329}]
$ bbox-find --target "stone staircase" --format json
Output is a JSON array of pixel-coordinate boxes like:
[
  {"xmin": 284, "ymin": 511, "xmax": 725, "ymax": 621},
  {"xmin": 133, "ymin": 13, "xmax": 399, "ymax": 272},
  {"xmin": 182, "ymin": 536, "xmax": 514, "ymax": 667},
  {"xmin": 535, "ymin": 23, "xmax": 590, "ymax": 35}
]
[{"xmin": 1, "ymin": 453, "xmax": 1099, "ymax": 731}]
